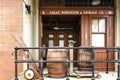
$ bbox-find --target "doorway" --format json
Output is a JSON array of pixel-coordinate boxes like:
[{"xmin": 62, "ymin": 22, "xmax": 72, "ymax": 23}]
[
  {"xmin": 42, "ymin": 15, "xmax": 80, "ymax": 47},
  {"xmin": 42, "ymin": 15, "xmax": 80, "ymax": 66}
]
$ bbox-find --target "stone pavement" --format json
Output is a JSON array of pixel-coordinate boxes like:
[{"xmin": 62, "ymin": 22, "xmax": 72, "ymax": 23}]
[
  {"xmin": 44, "ymin": 72, "xmax": 117, "ymax": 80},
  {"xmin": 12, "ymin": 71, "xmax": 117, "ymax": 80}
]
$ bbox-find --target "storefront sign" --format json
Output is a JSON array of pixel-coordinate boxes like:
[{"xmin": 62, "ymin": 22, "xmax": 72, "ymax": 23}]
[{"xmin": 40, "ymin": 9, "xmax": 114, "ymax": 15}]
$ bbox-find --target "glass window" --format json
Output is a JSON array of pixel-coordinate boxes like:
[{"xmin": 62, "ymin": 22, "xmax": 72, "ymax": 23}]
[
  {"xmin": 41, "ymin": 0, "xmax": 114, "ymax": 7},
  {"xmin": 59, "ymin": 34, "xmax": 64, "ymax": 38},
  {"xmin": 68, "ymin": 34, "xmax": 73, "ymax": 38},
  {"xmin": 65, "ymin": 0, "xmax": 114, "ymax": 7},
  {"xmin": 48, "ymin": 40, "xmax": 53, "ymax": 47},
  {"xmin": 59, "ymin": 40, "xmax": 64, "ymax": 47},
  {"xmin": 48, "ymin": 34, "xmax": 54, "ymax": 38},
  {"xmin": 92, "ymin": 18, "xmax": 106, "ymax": 32},
  {"xmin": 92, "ymin": 19, "xmax": 99, "ymax": 32},
  {"xmin": 92, "ymin": 34, "xmax": 105, "ymax": 47},
  {"xmin": 99, "ymin": 19, "xmax": 105, "ymax": 32},
  {"xmin": 91, "ymin": 18, "xmax": 106, "ymax": 47}
]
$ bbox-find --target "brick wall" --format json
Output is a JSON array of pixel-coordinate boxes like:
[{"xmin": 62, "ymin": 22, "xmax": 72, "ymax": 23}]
[{"xmin": 0, "ymin": 0, "xmax": 23, "ymax": 80}]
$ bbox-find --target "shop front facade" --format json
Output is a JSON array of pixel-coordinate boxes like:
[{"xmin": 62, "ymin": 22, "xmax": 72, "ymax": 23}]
[{"xmin": 1, "ymin": 0, "xmax": 120, "ymax": 79}]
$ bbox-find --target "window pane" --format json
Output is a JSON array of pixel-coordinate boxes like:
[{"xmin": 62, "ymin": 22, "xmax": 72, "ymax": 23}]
[
  {"xmin": 92, "ymin": 34, "xmax": 105, "ymax": 47},
  {"xmin": 68, "ymin": 34, "xmax": 73, "ymax": 38},
  {"xmin": 48, "ymin": 40, "xmax": 53, "ymax": 47},
  {"xmin": 48, "ymin": 34, "xmax": 53, "ymax": 38},
  {"xmin": 59, "ymin": 34, "xmax": 64, "ymax": 38},
  {"xmin": 99, "ymin": 19, "xmax": 105, "ymax": 32},
  {"xmin": 92, "ymin": 19, "xmax": 99, "ymax": 32},
  {"xmin": 59, "ymin": 40, "xmax": 64, "ymax": 47}
]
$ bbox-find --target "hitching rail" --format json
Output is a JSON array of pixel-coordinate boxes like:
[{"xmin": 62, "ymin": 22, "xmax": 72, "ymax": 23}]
[{"xmin": 14, "ymin": 46, "xmax": 120, "ymax": 80}]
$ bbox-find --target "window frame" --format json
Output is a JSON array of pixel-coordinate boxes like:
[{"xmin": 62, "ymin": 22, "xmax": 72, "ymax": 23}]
[{"xmin": 91, "ymin": 17, "xmax": 107, "ymax": 47}]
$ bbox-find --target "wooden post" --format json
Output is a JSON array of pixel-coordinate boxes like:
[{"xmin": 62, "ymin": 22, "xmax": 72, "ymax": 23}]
[{"xmin": 69, "ymin": 40, "xmax": 76, "ymax": 73}]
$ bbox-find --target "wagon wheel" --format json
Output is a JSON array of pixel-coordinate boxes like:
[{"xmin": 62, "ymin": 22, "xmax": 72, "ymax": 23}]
[{"xmin": 24, "ymin": 69, "xmax": 35, "ymax": 80}]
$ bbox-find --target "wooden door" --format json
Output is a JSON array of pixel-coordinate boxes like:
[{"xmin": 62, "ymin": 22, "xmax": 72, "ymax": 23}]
[
  {"xmin": 46, "ymin": 31, "xmax": 75, "ymax": 47},
  {"xmin": 42, "ymin": 30, "xmax": 76, "ymax": 67},
  {"xmin": 81, "ymin": 15, "xmax": 114, "ymax": 71},
  {"xmin": 90, "ymin": 16, "xmax": 114, "ymax": 71}
]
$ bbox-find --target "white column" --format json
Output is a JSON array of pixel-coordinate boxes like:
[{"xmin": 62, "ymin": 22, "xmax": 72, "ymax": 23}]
[
  {"xmin": 32, "ymin": 0, "xmax": 39, "ymax": 60},
  {"xmin": 115, "ymin": 0, "xmax": 120, "ymax": 71},
  {"xmin": 115, "ymin": 0, "xmax": 120, "ymax": 46},
  {"xmin": 23, "ymin": 0, "xmax": 34, "ymax": 70},
  {"xmin": 23, "ymin": 0, "xmax": 34, "ymax": 47}
]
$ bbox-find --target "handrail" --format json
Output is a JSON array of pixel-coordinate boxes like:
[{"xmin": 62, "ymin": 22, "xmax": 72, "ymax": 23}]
[{"xmin": 14, "ymin": 46, "xmax": 120, "ymax": 80}]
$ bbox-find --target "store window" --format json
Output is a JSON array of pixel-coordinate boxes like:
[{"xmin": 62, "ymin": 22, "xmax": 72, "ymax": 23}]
[
  {"xmin": 40, "ymin": 0, "xmax": 114, "ymax": 7},
  {"xmin": 65, "ymin": 0, "xmax": 114, "ymax": 7},
  {"xmin": 91, "ymin": 18, "xmax": 106, "ymax": 47}
]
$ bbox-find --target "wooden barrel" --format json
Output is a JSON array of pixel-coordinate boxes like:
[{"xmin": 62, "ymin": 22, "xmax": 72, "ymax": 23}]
[
  {"xmin": 46, "ymin": 49, "xmax": 67, "ymax": 78},
  {"xmin": 77, "ymin": 49, "xmax": 92, "ymax": 71}
]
